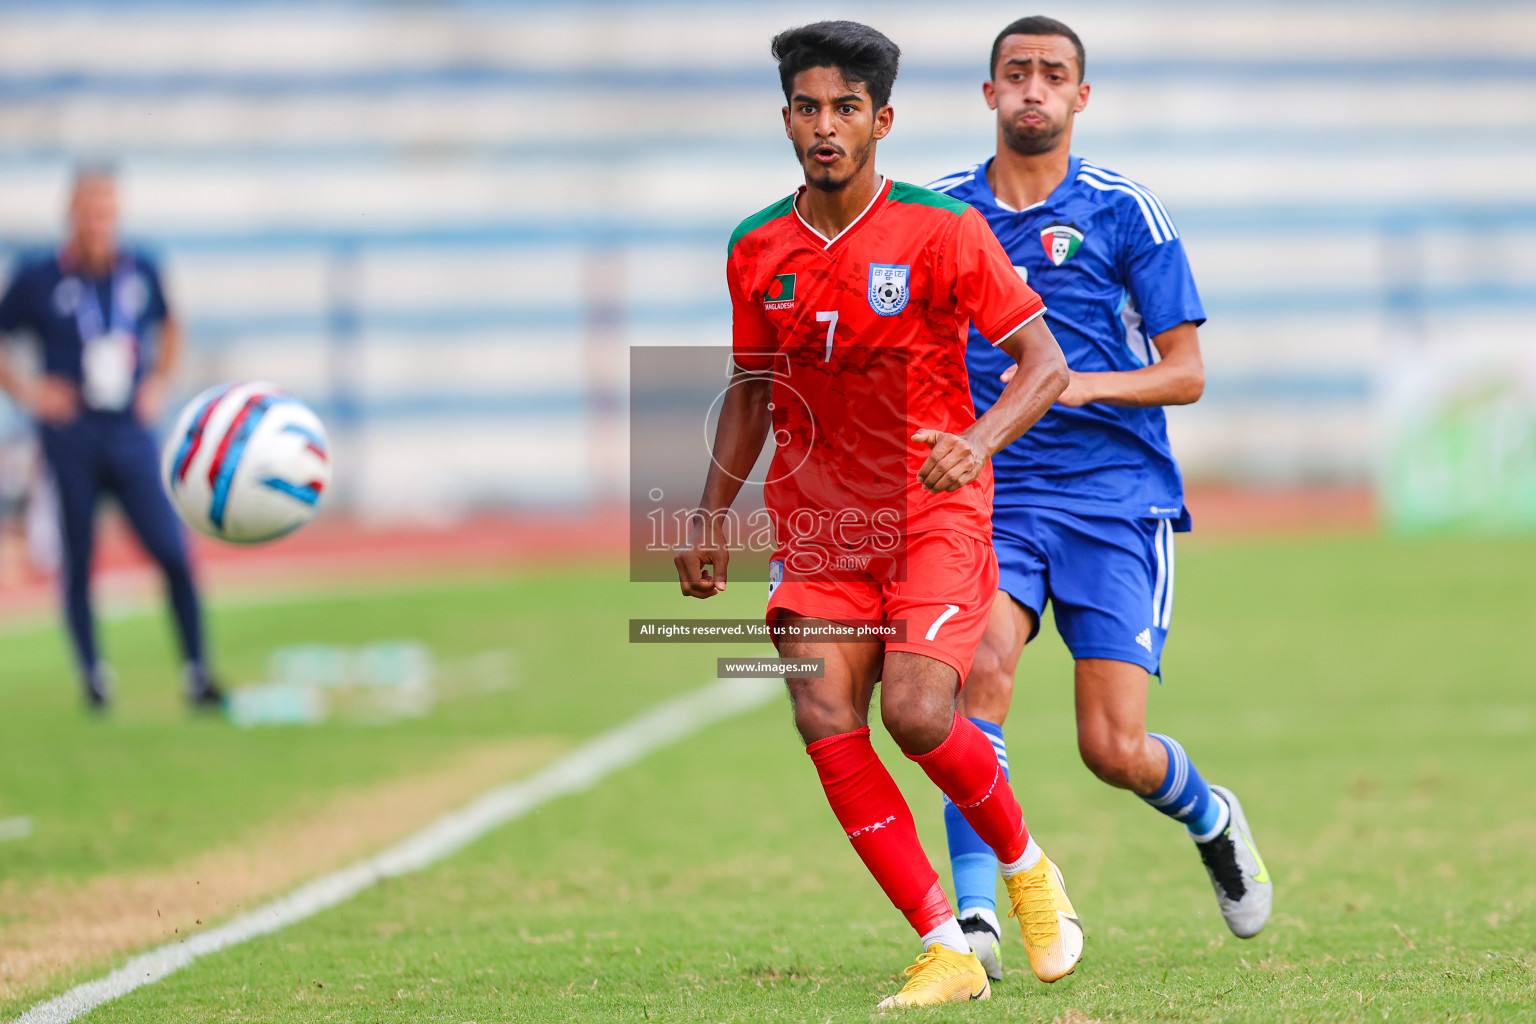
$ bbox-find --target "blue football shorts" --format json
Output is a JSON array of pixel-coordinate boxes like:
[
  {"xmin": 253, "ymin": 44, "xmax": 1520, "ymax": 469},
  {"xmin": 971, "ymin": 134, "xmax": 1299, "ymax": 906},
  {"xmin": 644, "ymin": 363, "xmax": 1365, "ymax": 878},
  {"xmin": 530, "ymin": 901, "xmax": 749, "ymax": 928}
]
[{"xmin": 994, "ymin": 505, "xmax": 1185, "ymax": 675}]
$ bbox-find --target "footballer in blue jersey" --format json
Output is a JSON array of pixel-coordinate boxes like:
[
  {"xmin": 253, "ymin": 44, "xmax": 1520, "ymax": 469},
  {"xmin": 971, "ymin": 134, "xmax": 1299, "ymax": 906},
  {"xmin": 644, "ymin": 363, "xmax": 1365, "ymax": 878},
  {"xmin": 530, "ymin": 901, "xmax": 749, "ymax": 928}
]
[{"xmin": 926, "ymin": 17, "xmax": 1272, "ymax": 977}]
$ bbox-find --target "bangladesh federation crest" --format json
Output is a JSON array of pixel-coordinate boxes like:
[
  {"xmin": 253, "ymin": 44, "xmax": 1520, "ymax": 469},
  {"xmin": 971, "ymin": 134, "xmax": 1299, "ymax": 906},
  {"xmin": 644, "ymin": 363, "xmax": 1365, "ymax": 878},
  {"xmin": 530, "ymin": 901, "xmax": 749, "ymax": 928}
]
[
  {"xmin": 1039, "ymin": 223, "xmax": 1084, "ymax": 266},
  {"xmin": 867, "ymin": 263, "xmax": 909, "ymax": 316}
]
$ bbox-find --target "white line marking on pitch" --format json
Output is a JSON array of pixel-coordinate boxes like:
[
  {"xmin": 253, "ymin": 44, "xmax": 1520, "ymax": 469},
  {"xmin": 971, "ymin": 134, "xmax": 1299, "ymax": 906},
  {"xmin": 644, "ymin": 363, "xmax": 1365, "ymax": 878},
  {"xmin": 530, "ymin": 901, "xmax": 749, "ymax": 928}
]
[
  {"xmin": 0, "ymin": 816, "xmax": 33, "ymax": 842},
  {"xmin": 8, "ymin": 676, "xmax": 778, "ymax": 1024}
]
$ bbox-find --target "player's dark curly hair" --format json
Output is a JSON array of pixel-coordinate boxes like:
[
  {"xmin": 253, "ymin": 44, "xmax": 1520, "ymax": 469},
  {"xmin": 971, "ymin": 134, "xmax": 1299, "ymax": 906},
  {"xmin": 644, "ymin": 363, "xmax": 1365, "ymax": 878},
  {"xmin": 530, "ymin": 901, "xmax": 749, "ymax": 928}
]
[
  {"xmin": 990, "ymin": 15, "xmax": 1085, "ymax": 82},
  {"xmin": 771, "ymin": 21, "xmax": 901, "ymax": 110}
]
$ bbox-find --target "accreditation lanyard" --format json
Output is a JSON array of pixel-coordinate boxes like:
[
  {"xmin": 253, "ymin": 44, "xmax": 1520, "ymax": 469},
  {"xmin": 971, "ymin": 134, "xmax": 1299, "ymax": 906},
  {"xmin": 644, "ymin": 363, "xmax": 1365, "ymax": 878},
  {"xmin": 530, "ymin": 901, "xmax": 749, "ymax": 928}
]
[{"xmin": 72, "ymin": 260, "xmax": 139, "ymax": 413}]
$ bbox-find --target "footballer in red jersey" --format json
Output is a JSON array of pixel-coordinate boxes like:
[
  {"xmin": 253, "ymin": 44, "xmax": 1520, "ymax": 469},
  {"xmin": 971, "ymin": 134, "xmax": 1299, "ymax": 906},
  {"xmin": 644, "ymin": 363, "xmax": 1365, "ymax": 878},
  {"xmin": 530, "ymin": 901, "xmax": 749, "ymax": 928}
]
[{"xmin": 673, "ymin": 21, "xmax": 1085, "ymax": 1007}]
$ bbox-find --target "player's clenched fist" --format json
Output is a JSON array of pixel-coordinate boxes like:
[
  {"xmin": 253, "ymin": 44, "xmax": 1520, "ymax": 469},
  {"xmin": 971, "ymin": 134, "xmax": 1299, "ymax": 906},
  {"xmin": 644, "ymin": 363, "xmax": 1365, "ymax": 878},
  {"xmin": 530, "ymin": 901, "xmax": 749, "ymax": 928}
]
[
  {"xmin": 674, "ymin": 527, "xmax": 729, "ymax": 598},
  {"xmin": 912, "ymin": 428, "xmax": 987, "ymax": 493}
]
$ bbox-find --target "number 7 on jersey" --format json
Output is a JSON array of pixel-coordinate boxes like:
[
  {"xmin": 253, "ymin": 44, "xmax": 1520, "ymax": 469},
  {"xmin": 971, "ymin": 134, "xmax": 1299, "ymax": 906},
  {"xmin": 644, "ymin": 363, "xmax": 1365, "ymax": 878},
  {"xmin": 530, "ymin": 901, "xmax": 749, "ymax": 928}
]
[{"xmin": 816, "ymin": 310, "xmax": 838, "ymax": 361}]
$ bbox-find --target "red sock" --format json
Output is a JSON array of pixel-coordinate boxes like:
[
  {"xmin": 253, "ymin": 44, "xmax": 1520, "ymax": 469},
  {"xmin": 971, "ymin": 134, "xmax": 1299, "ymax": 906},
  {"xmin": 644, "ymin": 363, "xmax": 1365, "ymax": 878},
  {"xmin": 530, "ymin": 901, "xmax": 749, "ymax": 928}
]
[
  {"xmin": 908, "ymin": 713, "xmax": 1031, "ymax": 863},
  {"xmin": 806, "ymin": 727, "xmax": 953, "ymax": 936}
]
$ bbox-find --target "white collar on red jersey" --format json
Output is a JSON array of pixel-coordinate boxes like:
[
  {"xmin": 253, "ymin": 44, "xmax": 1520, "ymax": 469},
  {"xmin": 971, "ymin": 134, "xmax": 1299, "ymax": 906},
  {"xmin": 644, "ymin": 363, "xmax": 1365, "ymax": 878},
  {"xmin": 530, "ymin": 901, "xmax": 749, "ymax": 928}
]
[{"xmin": 794, "ymin": 175, "xmax": 889, "ymax": 248}]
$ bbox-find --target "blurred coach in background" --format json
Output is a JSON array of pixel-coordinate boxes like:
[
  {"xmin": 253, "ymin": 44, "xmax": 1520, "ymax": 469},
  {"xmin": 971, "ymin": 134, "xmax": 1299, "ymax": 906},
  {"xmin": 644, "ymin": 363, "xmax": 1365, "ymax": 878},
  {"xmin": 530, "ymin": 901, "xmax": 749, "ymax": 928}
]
[{"xmin": 0, "ymin": 165, "xmax": 221, "ymax": 711}]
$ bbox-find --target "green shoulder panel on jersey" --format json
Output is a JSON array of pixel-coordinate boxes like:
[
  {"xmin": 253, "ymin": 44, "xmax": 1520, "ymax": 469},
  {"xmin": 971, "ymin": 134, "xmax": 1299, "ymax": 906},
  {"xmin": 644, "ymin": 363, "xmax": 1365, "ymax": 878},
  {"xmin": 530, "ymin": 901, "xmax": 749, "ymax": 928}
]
[
  {"xmin": 727, "ymin": 194, "xmax": 797, "ymax": 256},
  {"xmin": 887, "ymin": 181, "xmax": 970, "ymax": 216}
]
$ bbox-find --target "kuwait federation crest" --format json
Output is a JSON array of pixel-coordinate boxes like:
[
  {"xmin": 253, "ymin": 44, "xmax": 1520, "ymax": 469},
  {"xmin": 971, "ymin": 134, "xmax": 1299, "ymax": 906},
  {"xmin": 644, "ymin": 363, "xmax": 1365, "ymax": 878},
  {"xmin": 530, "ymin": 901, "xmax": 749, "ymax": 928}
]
[
  {"xmin": 867, "ymin": 263, "xmax": 910, "ymax": 316},
  {"xmin": 1040, "ymin": 223, "xmax": 1084, "ymax": 266}
]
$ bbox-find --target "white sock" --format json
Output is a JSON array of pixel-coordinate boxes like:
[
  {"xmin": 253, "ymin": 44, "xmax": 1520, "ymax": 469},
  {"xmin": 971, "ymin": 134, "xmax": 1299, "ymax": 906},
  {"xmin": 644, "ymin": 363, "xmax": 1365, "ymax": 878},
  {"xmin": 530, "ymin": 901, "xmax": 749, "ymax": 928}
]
[
  {"xmin": 959, "ymin": 906, "xmax": 1002, "ymax": 936},
  {"xmin": 919, "ymin": 916, "xmax": 972, "ymax": 955},
  {"xmin": 999, "ymin": 835, "xmax": 1043, "ymax": 878},
  {"xmin": 1188, "ymin": 793, "xmax": 1231, "ymax": 844}
]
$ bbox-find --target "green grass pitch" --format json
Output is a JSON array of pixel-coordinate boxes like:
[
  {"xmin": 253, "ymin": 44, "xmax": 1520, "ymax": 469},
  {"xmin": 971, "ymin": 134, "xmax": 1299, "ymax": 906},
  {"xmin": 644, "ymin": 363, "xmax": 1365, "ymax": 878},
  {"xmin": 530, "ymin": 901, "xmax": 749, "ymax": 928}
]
[{"xmin": 1, "ymin": 534, "xmax": 1534, "ymax": 1022}]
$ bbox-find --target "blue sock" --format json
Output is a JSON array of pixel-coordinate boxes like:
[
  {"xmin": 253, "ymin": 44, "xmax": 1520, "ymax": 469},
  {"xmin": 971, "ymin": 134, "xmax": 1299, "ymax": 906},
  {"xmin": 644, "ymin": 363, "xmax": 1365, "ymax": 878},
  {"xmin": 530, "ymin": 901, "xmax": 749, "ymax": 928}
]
[
  {"xmin": 944, "ymin": 718, "xmax": 1009, "ymax": 916},
  {"xmin": 1143, "ymin": 733, "xmax": 1227, "ymax": 839}
]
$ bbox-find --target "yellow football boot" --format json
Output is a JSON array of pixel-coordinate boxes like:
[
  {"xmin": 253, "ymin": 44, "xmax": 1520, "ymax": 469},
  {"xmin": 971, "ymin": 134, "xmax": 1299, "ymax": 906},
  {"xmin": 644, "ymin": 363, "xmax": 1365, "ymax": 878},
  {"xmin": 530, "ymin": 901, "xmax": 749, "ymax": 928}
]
[
  {"xmin": 876, "ymin": 944, "xmax": 990, "ymax": 1009},
  {"xmin": 1004, "ymin": 854, "xmax": 1084, "ymax": 982}
]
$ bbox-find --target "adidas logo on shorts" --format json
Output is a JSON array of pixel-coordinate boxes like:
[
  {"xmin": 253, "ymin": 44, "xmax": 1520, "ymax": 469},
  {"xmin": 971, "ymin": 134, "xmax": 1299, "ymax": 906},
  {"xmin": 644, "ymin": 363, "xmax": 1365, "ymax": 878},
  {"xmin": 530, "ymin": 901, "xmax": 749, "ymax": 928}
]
[{"xmin": 1135, "ymin": 628, "xmax": 1153, "ymax": 652}]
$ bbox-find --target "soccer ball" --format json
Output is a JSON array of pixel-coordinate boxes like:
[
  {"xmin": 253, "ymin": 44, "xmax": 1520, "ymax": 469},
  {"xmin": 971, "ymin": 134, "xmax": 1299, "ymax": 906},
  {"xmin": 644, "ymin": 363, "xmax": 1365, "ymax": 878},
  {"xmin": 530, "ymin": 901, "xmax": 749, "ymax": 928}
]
[{"xmin": 161, "ymin": 381, "xmax": 331, "ymax": 543}]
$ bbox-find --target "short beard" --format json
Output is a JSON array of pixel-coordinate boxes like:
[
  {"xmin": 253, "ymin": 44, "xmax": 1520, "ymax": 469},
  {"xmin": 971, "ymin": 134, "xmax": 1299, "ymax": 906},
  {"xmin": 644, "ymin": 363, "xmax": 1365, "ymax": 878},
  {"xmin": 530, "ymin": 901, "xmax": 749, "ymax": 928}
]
[
  {"xmin": 1000, "ymin": 110, "xmax": 1067, "ymax": 157},
  {"xmin": 802, "ymin": 135, "xmax": 874, "ymax": 192}
]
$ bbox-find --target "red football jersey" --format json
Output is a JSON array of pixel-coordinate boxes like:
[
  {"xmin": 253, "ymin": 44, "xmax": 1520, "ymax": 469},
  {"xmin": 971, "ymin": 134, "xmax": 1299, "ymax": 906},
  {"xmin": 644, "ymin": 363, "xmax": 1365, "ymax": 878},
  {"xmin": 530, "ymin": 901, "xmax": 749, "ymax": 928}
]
[{"xmin": 727, "ymin": 177, "xmax": 1045, "ymax": 556}]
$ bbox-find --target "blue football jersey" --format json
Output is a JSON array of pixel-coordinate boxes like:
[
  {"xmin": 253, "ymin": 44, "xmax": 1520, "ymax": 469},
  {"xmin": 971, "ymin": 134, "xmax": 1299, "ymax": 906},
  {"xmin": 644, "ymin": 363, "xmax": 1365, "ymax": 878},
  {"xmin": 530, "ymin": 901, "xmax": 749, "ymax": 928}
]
[{"xmin": 930, "ymin": 156, "xmax": 1205, "ymax": 524}]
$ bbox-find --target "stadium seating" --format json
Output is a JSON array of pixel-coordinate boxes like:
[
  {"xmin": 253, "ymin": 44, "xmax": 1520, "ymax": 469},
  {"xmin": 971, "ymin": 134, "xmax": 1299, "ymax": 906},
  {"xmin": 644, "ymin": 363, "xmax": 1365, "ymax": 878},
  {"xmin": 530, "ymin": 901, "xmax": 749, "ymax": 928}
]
[{"xmin": 1, "ymin": 2, "xmax": 1532, "ymax": 517}]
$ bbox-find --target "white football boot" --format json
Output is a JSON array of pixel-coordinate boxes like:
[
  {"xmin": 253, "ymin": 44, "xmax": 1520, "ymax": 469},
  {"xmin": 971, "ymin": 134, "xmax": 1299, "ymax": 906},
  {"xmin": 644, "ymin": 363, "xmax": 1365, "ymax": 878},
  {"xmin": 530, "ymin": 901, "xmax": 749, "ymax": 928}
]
[
  {"xmin": 1196, "ymin": 785, "xmax": 1273, "ymax": 938},
  {"xmin": 959, "ymin": 911, "xmax": 1004, "ymax": 981}
]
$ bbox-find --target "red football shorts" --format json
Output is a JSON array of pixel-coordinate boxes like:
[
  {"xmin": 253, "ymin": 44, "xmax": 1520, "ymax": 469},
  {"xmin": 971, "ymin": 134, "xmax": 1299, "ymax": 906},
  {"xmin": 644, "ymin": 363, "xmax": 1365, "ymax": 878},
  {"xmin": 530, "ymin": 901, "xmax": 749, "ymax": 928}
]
[{"xmin": 765, "ymin": 530, "xmax": 999, "ymax": 682}]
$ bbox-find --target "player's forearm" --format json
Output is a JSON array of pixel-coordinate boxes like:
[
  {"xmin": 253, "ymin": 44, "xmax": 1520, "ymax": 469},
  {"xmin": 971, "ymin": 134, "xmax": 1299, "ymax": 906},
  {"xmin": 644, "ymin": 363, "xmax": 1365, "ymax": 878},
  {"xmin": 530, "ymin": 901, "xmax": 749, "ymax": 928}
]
[
  {"xmin": 151, "ymin": 316, "xmax": 182, "ymax": 377},
  {"xmin": 694, "ymin": 371, "xmax": 772, "ymax": 514},
  {"xmin": 1069, "ymin": 362, "xmax": 1203, "ymax": 407},
  {"xmin": 966, "ymin": 318, "xmax": 1069, "ymax": 457},
  {"xmin": 1070, "ymin": 322, "xmax": 1204, "ymax": 408}
]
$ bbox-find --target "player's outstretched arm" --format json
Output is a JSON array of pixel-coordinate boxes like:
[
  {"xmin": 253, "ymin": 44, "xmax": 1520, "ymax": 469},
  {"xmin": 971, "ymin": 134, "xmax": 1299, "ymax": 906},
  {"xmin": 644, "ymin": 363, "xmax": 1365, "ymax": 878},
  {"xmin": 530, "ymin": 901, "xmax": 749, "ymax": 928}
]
[
  {"xmin": 674, "ymin": 366, "xmax": 773, "ymax": 597},
  {"xmin": 1003, "ymin": 320, "xmax": 1204, "ymax": 408},
  {"xmin": 914, "ymin": 316, "xmax": 1068, "ymax": 493}
]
